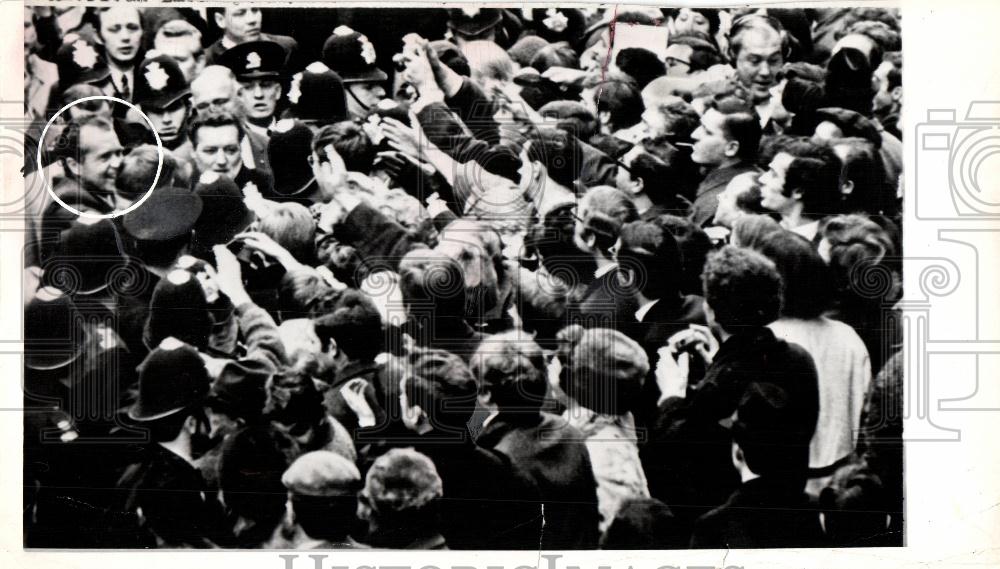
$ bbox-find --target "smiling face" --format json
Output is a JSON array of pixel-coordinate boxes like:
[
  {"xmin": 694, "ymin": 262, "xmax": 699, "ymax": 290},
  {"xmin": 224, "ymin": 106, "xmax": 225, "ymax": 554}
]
[
  {"xmin": 238, "ymin": 78, "xmax": 282, "ymax": 122},
  {"xmin": 77, "ymin": 123, "xmax": 124, "ymax": 194},
  {"xmin": 734, "ymin": 27, "xmax": 784, "ymax": 104},
  {"xmin": 98, "ymin": 7, "xmax": 142, "ymax": 66},
  {"xmin": 193, "ymin": 124, "xmax": 243, "ymax": 179}
]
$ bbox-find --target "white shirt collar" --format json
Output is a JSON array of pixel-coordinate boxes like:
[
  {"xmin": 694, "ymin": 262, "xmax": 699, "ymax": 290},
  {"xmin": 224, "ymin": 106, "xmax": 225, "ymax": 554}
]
[
  {"xmin": 789, "ymin": 219, "xmax": 820, "ymax": 241},
  {"xmin": 635, "ymin": 298, "xmax": 660, "ymax": 323}
]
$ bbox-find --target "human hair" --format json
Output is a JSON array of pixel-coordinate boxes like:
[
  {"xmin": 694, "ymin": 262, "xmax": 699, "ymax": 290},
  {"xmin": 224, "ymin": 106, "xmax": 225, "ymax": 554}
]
[
  {"xmin": 514, "ymin": 267, "xmax": 569, "ymax": 348},
  {"xmin": 54, "ymin": 114, "xmax": 116, "ymax": 164},
  {"xmin": 663, "ymin": 8, "xmax": 721, "ymax": 36},
  {"xmin": 701, "ymin": 245, "xmax": 783, "ymax": 331},
  {"xmin": 60, "ymin": 83, "xmax": 106, "ymax": 109},
  {"xmin": 313, "ymin": 288, "xmax": 383, "ymax": 363},
  {"xmin": 657, "ymin": 215, "xmax": 712, "ymax": 297},
  {"xmin": 730, "ymin": 214, "xmax": 783, "ymax": 250},
  {"xmin": 600, "ymin": 497, "xmax": 686, "ymax": 549},
  {"xmin": 841, "ymin": 20, "xmax": 901, "ymax": 52},
  {"xmin": 258, "ymin": 202, "xmax": 317, "ymax": 266},
  {"xmin": 702, "ymin": 101, "xmax": 762, "ymax": 163},
  {"xmin": 538, "ymin": 100, "xmax": 598, "ymax": 141},
  {"xmin": 627, "ymin": 152, "xmax": 672, "ymax": 201},
  {"xmin": 592, "ymin": 80, "xmax": 643, "ymax": 132},
  {"xmin": 397, "ymin": 347, "xmax": 478, "ymax": 431},
  {"xmin": 650, "ymin": 99, "xmax": 701, "ymax": 141},
  {"xmin": 758, "ymin": 230, "xmax": 833, "ymax": 319},
  {"xmin": 462, "ymin": 40, "xmax": 514, "ymax": 84},
  {"xmin": 291, "ymin": 493, "xmax": 359, "ymax": 541},
  {"xmin": 728, "ymin": 13, "xmax": 787, "ymax": 60},
  {"xmin": 831, "ymin": 137, "xmax": 894, "ymax": 216},
  {"xmin": 578, "ymin": 185, "xmax": 639, "ymax": 255},
  {"xmin": 95, "ymin": 6, "xmax": 144, "ymax": 37},
  {"xmin": 311, "ymin": 120, "xmax": 376, "ymax": 174},
  {"xmin": 561, "ymin": 327, "xmax": 648, "ymax": 416},
  {"xmin": 615, "ymin": 48, "xmax": 666, "ymax": 91},
  {"xmin": 364, "ymin": 448, "xmax": 442, "ymax": 536},
  {"xmin": 397, "ymin": 249, "xmax": 467, "ymax": 321},
  {"xmin": 733, "ymin": 181, "xmax": 766, "ymax": 215},
  {"xmin": 617, "ymin": 218, "xmax": 682, "ymax": 299},
  {"xmin": 278, "ymin": 268, "xmax": 336, "ymax": 320},
  {"xmin": 525, "ymin": 126, "xmax": 584, "ymax": 190},
  {"xmin": 780, "ymin": 139, "xmax": 844, "ymax": 219},
  {"xmin": 530, "ymin": 41, "xmax": 580, "ymax": 73},
  {"xmin": 668, "ymin": 31, "xmax": 723, "ymax": 71},
  {"xmin": 819, "ymin": 459, "xmax": 890, "ymax": 546},
  {"xmin": 821, "ymin": 214, "xmax": 898, "ymax": 305},
  {"xmin": 116, "ymin": 145, "xmax": 179, "ymax": 200},
  {"xmin": 188, "ymin": 108, "xmax": 244, "ymax": 147},
  {"xmin": 218, "ymin": 426, "xmax": 289, "ymax": 539},
  {"xmin": 470, "ymin": 331, "xmax": 548, "ymax": 415}
]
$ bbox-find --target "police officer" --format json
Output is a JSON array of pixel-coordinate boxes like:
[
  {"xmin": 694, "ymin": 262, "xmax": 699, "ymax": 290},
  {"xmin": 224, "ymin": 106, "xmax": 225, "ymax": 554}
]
[
  {"xmin": 217, "ymin": 40, "xmax": 287, "ymax": 139},
  {"xmin": 322, "ymin": 26, "xmax": 388, "ymax": 119}
]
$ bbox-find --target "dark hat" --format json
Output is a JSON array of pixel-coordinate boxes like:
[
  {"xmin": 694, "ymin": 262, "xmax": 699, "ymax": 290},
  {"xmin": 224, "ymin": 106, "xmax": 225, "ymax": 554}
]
[
  {"xmin": 133, "ymin": 53, "xmax": 190, "ymax": 110},
  {"xmin": 287, "ymin": 62, "xmax": 348, "ymax": 125},
  {"xmin": 322, "ymin": 26, "xmax": 388, "ymax": 84},
  {"xmin": 192, "ymin": 171, "xmax": 255, "ymax": 247},
  {"xmin": 207, "ymin": 359, "xmax": 272, "ymax": 421},
  {"xmin": 530, "ymin": 8, "xmax": 587, "ymax": 45},
  {"xmin": 123, "ymin": 185, "xmax": 203, "ymax": 242},
  {"xmin": 128, "ymin": 337, "xmax": 209, "ymax": 421},
  {"xmin": 282, "ymin": 450, "xmax": 362, "ymax": 497},
  {"xmin": 25, "ymin": 287, "xmax": 86, "ymax": 371},
  {"xmin": 267, "ymin": 119, "xmax": 317, "ymax": 200},
  {"xmin": 145, "ymin": 268, "xmax": 213, "ymax": 350},
  {"xmin": 428, "ymin": 40, "xmax": 470, "ymax": 77},
  {"xmin": 47, "ymin": 217, "xmax": 128, "ymax": 296},
  {"xmin": 447, "ymin": 7, "xmax": 503, "ymax": 37},
  {"xmin": 217, "ymin": 40, "xmax": 287, "ymax": 81},
  {"xmin": 57, "ymin": 36, "xmax": 110, "ymax": 87},
  {"xmin": 143, "ymin": 7, "xmax": 208, "ymax": 44}
]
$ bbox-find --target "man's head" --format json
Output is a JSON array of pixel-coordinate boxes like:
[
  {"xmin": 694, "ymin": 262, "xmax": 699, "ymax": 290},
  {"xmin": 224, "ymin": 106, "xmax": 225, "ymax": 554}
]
[
  {"xmin": 729, "ymin": 15, "xmax": 785, "ymax": 104},
  {"xmin": 189, "ymin": 109, "xmax": 245, "ymax": 179},
  {"xmin": 24, "ymin": 8, "xmax": 37, "ymax": 54},
  {"xmin": 134, "ymin": 55, "xmax": 192, "ymax": 147},
  {"xmin": 615, "ymin": 146, "xmax": 671, "ymax": 204},
  {"xmin": 759, "ymin": 138, "xmax": 842, "ymax": 220},
  {"xmin": 313, "ymin": 288, "xmax": 383, "ymax": 367},
  {"xmin": 282, "ymin": 450, "xmax": 362, "ymax": 541},
  {"xmin": 396, "ymin": 347, "xmax": 478, "ymax": 434},
  {"xmin": 640, "ymin": 91, "xmax": 700, "ymax": 141},
  {"xmin": 214, "ymin": 7, "xmax": 262, "ymax": 44},
  {"xmin": 154, "ymin": 31, "xmax": 205, "ymax": 82},
  {"xmin": 713, "ymin": 171, "xmax": 764, "ymax": 227},
  {"xmin": 573, "ymin": 185, "xmax": 639, "ymax": 259},
  {"xmin": 322, "ymin": 26, "xmax": 388, "ymax": 117},
  {"xmin": 701, "ymin": 245, "xmax": 783, "ymax": 335},
  {"xmin": 398, "ymin": 249, "xmax": 467, "ymax": 321},
  {"xmin": 218, "ymin": 40, "xmax": 287, "ymax": 125},
  {"xmin": 758, "ymin": 230, "xmax": 833, "ymax": 320},
  {"xmin": 311, "ymin": 121, "xmax": 376, "ymax": 174},
  {"xmin": 470, "ymin": 332, "xmax": 548, "ymax": 416},
  {"xmin": 359, "ymin": 448, "xmax": 443, "ymax": 545},
  {"xmin": 96, "ymin": 6, "xmax": 142, "ymax": 67},
  {"xmin": 559, "ymin": 327, "xmax": 649, "ymax": 417},
  {"xmin": 116, "ymin": 144, "xmax": 179, "ymax": 209},
  {"xmin": 872, "ymin": 55, "xmax": 902, "ymax": 115},
  {"xmin": 58, "ymin": 115, "xmax": 124, "ymax": 195},
  {"xmin": 617, "ymin": 218, "xmax": 682, "ymax": 300},
  {"xmin": 614, "ymin": 48, "xmax": 666, "ymax": 91},
  {"xmin": 447, "ymin": 8, "xmax": 503, "ymax": 47},
  {"xmin": 691, "ymin": 102, "xmax": 761, "ymax": 167},
  {"xmin": 190, "ymin": 65, "xmax": 240, "ymax": 115},
  {"xmin": 463, "ymin": 40, "xmax": 515, "ymax": 95},
  {"xmin": 587, "ymin": 78, "xmax": 642, "ymax": 133}
]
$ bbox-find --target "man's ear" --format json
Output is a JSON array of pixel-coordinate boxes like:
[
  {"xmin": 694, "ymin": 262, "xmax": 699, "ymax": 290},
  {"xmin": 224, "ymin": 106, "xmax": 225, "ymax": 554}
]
[
  {"xmin": 584, "ymin": 232, "xmax": 597, "ymax": 250},
  {"xmin": 630, "ymin": 176, "xmax": 644, "ymax": 196},
  {"xmin": 598, "ymin": 110, "xmax": 611, "ymax": 126},
  {"xmin": 63, "ymin": 156, "xmax": 81, "ymax": 177},
  {"xmin": 183, "ymin": 414, "xmax": 199, "ymax": 435},
  {"xmin": 725, "ymin": 140, "xmax": 740, "ymax": 158},
  {"xmin": 791, "ymin": 188, "xmax": 805, "ymax": 202},
  {"xmin": 213, "ymin": 11, "xmax": 226, "ymax": 30},
  {"xmin": 841, "ymin": 179, "xmax": 855, "ymax": 196},
  {"xmin": 891, "ymin": 86, "xmax": 902, "ymax": 102}
]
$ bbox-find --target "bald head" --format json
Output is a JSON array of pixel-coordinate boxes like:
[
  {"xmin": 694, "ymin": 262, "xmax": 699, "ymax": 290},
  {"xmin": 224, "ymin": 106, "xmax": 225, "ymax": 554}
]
[{"xmin": 190, "ymin": 65, "xmax": 239, "ymax": 115}]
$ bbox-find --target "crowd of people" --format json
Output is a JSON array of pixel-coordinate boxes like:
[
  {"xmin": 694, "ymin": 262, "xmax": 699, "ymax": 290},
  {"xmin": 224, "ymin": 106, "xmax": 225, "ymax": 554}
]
[{"xmin": 23, "ymin": 5, "xmax": 905, "ymax": 549}]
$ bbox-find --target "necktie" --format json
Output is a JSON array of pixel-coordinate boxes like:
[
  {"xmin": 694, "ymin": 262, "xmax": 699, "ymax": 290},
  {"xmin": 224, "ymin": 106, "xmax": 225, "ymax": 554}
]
[{"xmin": 120, "ymin": 73, "xmax": 130, "ymax": 101}]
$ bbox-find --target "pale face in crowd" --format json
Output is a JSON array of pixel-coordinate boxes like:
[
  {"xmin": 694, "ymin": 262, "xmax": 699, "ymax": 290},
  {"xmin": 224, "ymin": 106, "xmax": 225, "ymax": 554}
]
[
  {"xmin": 156, "ymin": 36, "xmax": 206, "ymax": 82},
  {"xmin": 76, "ymin": 123, "xmax": 124, "ymax": 194},
  {"xmin": 145, "ymin": 100, "xmax": 190, "ymax": 146},
  {"xmin": 98, "ymin": 7, "xmax": 142, "ymax": 66},
  {"xmin": 345, "ymin": 82, "xmax": 387, "ymax": 117},
  {"xmin": 191, "ymin": 72, "xmax": 239, "ymax": 115},
  {"xmin": 691, "ymin": 109, "xmax": 736, "ymax": 166},
  {"xmin": 759, "ymin": 152, "xmax": 796, "ymax": 213},
  {"xmin": 238, "ymin": 78, "xmax": 282, "ymax": 123},
  {"xmin": 216, "ymin": 7, "xmax": 263, "ymax": 44},
  {"xmin": 733, "ymin": 26, "xmax": 784, "ymax": 104},
  {"xmin": 673, "ymin": 8, "xmax": 712, "ymax": 36},
  {"xmin": 713, "ymin": 172, "xmax": 759, "ymax": 227},
  {"xmin": 193, "ymin": 124, "xmax": 243, "ymax": 180},
  {"xmin": 872, "ymin": 60, "xmax": 901, "ymax": 114},
  {"xmin": 24, "ymin": 8, "xmax": 37, "ymax": 54}
]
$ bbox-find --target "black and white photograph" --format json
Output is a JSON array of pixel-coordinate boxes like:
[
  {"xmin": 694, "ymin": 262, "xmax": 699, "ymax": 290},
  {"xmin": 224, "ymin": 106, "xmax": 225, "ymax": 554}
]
[{"xmin": 19, "ymin": 2, "xmax": 908, "ymax": 552}]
